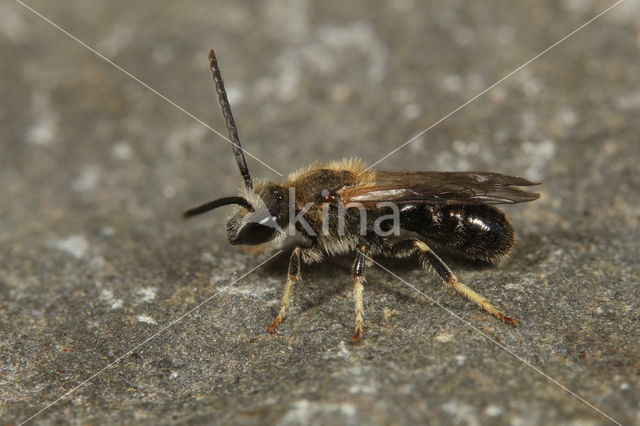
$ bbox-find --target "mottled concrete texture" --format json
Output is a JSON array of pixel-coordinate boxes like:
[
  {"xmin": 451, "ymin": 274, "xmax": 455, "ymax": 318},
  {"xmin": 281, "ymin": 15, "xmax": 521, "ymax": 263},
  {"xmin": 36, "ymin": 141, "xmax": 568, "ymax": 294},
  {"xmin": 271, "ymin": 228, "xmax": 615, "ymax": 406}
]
[{"xmin": 2, "ymin": 0, "xmax": 639, "ymax": 424}]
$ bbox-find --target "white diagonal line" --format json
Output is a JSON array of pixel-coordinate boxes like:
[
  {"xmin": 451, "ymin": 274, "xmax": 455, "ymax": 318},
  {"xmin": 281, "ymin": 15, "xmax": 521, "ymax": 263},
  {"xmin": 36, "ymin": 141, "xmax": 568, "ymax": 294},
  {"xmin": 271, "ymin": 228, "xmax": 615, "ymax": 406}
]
[
  {"xmin": 14, "ymin": 0, "xmax": 283, "ymax": 177},
  {"xmin": 367, "ymin": 256, "xmax": 622, "ymax": 426},
  {"xmin": 18, "ymin": 250, "xmax": 283, "ymax": 425},
  {"xmin": 362, "ymin": 0, "xmax": 626, "ymax": 173}
]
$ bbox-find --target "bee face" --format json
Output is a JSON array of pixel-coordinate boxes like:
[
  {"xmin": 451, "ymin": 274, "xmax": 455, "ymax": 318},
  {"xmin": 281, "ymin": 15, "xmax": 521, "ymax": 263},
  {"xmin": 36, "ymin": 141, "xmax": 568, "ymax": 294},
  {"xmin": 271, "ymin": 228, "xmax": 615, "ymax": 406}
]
[{"xmin": 226, "ymin": 183, "xmax": 289, "ymax": 246}]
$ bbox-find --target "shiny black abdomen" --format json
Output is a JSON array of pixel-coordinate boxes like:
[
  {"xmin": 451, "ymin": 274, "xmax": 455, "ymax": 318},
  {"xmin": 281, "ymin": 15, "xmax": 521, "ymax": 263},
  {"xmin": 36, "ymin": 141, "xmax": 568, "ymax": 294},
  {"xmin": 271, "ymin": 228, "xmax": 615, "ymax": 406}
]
[{"xmin": 400, "ymin": 204, "xmax": 515, "ymax": 262}]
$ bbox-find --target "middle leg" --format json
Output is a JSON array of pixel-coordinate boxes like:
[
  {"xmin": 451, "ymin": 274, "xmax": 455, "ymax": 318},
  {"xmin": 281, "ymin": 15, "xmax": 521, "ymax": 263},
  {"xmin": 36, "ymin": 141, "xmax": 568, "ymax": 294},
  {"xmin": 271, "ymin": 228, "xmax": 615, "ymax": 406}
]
[{"xmin": 350, "ymin": 243, "xmax": 370, "ymax": 344}]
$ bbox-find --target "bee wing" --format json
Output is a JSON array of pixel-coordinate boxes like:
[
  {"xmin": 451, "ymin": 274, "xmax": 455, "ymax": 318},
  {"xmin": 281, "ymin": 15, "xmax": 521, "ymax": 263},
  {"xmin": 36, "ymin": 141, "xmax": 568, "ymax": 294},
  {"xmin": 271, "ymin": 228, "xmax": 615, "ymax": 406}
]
[{"xmin": 339, "ymin": 171, "xmax": 540, "ymax": 206}]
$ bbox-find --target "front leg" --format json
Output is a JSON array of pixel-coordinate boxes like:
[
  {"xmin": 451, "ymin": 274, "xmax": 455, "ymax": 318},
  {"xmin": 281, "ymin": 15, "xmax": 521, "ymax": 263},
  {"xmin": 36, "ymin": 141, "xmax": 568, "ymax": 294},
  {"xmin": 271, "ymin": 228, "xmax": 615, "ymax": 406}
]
[
  {"xmin": 267, "ymin": 246, "xmax": 302, "ymax": 333},
  {"xmin": 350, "ymin": 243, "xmax": 370, "ymax": 344}
]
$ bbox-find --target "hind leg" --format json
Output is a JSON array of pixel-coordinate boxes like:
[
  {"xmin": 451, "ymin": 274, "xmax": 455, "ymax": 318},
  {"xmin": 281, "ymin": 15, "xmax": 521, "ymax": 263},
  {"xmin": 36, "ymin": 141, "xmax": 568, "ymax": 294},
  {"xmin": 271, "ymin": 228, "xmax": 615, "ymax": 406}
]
[{"xmin": 387, "ymin": 239, "xmax": 517, "ymax": 325}]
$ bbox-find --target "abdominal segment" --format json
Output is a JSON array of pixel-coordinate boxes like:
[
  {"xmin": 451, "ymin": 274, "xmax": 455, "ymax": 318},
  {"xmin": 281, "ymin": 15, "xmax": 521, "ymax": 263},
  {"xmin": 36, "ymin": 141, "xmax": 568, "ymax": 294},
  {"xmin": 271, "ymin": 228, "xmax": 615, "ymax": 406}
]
[{"xmin": 400, "ymin": 204, "xmax": 515, "ymax": 262}]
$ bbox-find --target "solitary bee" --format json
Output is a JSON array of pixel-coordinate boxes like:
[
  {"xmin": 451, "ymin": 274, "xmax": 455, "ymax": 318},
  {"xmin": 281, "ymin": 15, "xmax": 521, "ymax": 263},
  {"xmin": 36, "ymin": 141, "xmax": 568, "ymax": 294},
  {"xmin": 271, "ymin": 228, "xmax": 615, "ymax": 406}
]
[{"xmin": 184, "ymin": 49, "xmax": 540, "ymax": 344}]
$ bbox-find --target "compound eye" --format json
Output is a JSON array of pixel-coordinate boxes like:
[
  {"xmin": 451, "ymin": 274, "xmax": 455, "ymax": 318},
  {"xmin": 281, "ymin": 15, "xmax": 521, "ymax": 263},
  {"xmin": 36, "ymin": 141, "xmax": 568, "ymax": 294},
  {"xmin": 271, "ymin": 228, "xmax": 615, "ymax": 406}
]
[{"xmin": 234, "ymin": 221, "xmax": 278, "ymax": 245}]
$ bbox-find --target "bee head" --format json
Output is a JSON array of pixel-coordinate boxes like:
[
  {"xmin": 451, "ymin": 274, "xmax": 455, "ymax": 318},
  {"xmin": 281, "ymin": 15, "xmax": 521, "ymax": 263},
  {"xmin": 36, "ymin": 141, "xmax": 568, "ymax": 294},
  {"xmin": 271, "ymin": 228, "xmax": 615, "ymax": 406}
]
[
  {"xmin": 225, "ymin": 183, "xmax": 289, "ymax": 245},
  {"xmin": 183, "ymin": 182, "xmax": 289, "ymax": 246},
  {"xmin": 184, "ymin": 49, "xmax": 290, "ymax": 246}
]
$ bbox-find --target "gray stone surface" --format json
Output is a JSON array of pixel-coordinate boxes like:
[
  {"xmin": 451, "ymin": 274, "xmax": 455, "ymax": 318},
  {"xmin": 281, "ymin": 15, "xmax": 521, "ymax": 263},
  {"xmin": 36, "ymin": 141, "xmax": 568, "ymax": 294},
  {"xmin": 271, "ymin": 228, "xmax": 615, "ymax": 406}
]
[{"xmin": 2, "ymin": 0, "xmax": 639, "ymax": 424}]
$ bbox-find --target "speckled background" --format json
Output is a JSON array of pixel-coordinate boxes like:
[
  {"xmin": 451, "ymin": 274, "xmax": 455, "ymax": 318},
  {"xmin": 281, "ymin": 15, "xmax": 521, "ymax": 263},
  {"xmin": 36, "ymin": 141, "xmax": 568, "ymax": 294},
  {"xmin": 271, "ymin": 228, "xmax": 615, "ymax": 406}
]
[{"xmin": 2, "ymin": 0, "xmax": 639, "ymax": 424}]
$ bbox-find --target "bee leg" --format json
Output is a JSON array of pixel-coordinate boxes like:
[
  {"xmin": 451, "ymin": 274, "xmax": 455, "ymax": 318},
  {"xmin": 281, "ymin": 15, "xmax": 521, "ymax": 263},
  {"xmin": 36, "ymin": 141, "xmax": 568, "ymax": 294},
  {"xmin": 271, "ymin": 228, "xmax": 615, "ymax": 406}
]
[
  {"xmin": 390, "ymin": 239, "xmax": 517, "ymax": 326},
  {"xmin": 267, "ymin": 246, "xmax": 302, "ymax": 334},
  {"xmin": 350, "ymin": 244, "xmax": 370, "ymax": 345}
]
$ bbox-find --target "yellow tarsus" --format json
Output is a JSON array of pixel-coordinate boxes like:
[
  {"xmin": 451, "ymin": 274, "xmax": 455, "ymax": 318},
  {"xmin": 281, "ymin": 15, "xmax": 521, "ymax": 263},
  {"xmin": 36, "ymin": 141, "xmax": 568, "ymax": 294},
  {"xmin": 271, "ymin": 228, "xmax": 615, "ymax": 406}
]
[
  {"xmin": 414, "ymin": 240, "xmax": 517, "ymax": 326},
  {"xmin": 267, "ymin": 273, "xmax": 297, "ymax": 333},
  {"xmin": 351, "ymin": 276, "xmax": 365, "ymax": 344}
]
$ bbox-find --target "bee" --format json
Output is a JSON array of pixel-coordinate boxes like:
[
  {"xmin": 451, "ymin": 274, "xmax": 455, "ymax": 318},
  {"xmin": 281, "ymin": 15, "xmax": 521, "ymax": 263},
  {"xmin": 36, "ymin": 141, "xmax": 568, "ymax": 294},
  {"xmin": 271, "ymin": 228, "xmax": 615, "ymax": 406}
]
[{"xmin": 184, "ymin": 49, "xmax": 540, "ymax": 344}]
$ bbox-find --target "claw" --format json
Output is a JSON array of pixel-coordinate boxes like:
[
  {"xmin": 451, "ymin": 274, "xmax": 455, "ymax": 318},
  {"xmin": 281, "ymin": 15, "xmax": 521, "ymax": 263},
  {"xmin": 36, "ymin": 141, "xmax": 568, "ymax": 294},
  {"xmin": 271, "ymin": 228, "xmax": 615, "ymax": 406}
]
[
  {"xmin": 502, "ymin": 315, "xmax": 519, "ymax": 327},
  {"xmin": 267, "ymin": 317, "xmax": 281, "ymax": 334},
  {"xmin": 349, "ymin": 328, "xmax": 361, "ymax": 345}
]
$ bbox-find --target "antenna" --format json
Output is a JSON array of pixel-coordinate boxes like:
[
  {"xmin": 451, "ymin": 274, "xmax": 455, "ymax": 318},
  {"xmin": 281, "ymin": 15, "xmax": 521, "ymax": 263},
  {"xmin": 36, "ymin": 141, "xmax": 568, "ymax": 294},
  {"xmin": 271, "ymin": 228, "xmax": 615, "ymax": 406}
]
[{"xmin": 208, "ymin": 48, "xmax": 253, "ymax": 190}]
